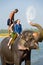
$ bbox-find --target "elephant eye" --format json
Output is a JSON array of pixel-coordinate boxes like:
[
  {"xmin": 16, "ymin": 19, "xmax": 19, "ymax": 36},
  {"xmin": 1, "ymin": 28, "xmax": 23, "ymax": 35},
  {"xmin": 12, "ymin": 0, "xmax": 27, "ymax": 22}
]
[{"xmin": 24, "ymin": 42, "xmax": 27, "ymax": 47}]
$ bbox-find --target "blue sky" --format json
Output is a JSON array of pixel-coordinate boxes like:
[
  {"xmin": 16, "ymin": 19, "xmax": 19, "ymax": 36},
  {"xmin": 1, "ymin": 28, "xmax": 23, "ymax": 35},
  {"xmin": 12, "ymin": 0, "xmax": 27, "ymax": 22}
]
[{"xmin": 0, "ymin": 0, "xmax": 43, "ymax": 30}]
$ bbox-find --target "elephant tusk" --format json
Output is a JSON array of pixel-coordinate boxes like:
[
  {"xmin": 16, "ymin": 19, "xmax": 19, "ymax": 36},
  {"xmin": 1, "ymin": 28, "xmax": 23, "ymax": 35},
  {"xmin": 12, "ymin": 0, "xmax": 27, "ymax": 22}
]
[
  {"xmin": 34, "ymin": 42, "xmax": 38, "ymax": 46},
  {"xmin": 34, "ymin": 42, "xmax": 39, "ymax": 49}
]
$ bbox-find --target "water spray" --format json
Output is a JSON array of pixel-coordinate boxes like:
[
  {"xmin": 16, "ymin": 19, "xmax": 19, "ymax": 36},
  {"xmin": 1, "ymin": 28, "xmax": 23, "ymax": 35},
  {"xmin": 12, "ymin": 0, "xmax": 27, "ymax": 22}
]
[{"xmin": 26, "ymin": 6, "xmax": 36, "ymax": 24}]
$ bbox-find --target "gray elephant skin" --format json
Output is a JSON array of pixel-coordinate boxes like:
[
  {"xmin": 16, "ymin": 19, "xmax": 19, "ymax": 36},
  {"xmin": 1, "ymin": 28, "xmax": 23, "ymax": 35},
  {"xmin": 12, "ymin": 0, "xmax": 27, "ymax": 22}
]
[{"xmin": 0, "ymin": 23, "xmax": 43, "ymax": 65}]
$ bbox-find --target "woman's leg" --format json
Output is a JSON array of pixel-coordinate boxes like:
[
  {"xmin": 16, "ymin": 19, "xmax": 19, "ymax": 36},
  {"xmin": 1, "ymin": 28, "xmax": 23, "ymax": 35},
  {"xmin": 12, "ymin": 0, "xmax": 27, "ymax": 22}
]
[
  {"xmin": 7, "ymin": 38, "xmax": 12, "ymax": 46},
  {"xmin": 7, "ymin": 38, "xmax": 13, "ymax": 49}
]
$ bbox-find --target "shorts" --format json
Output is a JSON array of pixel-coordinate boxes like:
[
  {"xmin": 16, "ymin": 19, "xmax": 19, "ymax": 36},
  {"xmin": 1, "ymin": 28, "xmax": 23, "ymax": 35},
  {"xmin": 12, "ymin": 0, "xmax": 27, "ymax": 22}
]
[{"xmin": 11, "ymin": 32, "xmax": 17, "ymax": 40}]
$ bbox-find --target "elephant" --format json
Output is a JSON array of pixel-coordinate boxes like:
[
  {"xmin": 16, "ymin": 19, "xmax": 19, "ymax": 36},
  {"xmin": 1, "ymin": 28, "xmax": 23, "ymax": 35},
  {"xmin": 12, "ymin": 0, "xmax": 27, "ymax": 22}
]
[
  {"xmin": 0, "ymin": 30, "xmax": 39, "ymax": 65},
  {"xmin": 0, "ymin": 23, "xmax": 43, "ymax": 65}
]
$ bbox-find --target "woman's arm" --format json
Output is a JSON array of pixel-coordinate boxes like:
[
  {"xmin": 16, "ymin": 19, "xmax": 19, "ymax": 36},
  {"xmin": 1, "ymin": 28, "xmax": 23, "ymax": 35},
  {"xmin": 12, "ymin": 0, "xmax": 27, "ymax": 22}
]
[{"xmin": 10, "ymin": 24, "xmax": 13, "ymax": 32}]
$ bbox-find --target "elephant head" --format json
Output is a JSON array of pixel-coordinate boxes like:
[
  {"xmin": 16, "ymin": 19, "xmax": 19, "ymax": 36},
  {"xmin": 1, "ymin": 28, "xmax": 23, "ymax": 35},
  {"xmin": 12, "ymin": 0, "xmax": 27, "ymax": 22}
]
[
  {"xmin": 20, "ymin": 31, "xmax": 39, "ymax": 50},
  {"xmin": 30, "ymin": 22, "xmax": 43, "ymax": 42}
]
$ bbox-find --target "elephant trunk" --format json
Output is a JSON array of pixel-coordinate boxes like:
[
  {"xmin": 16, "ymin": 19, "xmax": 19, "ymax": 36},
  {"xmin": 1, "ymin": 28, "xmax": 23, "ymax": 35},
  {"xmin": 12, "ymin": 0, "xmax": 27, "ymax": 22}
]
[{"xmin": 30, "ymin": 22, "xmax": 43, "ymax": 42}]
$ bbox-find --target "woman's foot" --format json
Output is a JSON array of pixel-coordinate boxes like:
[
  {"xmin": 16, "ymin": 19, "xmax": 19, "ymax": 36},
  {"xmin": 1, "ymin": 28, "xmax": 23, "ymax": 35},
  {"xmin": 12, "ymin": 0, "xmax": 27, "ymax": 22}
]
[
  {"xmin": 7, "ymin": 43, "xmax": 9, "ymax": 46},
  {"xmin": 9, "ymin": 45, "xmax": 11, "ymax": 50},
  {"xmin": 7, "ymin": 43, "xmax": 11, "ymax": 50}
]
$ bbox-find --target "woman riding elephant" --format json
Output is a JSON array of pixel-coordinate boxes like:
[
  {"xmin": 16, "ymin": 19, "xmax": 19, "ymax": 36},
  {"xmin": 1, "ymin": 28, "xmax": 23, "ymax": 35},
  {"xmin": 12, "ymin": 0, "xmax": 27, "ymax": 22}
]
[
  {"xmin": 7, "ymin": 9, "xmax": 18, "ymax": 49},
  {"xmin": 7, "ymin": 19, "xmax": 22, "ymax": 50}
]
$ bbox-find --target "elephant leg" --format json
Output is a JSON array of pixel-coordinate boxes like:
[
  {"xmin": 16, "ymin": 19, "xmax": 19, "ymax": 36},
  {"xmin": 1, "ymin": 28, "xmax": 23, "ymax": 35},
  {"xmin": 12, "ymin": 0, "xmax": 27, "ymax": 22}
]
[
  {"xmin": 1, "ymin": 56, "xmax": 6, "ymax": 65},
  {"xmin": 6, "ymin": 63, "xmax": 14, "ymax": 65},
  {"xmin": 25, "ymin": 59, "xmax": 31, "ymax": 65},
  {"xmin": 15, "ymin": 58, "xmax": 21, "ymax": 65},
  {"xmin": 25, "ymin": 51, "xmax": 31, "ymax": 65},
  {"xmin": 15, "ymin": 63, "xmax": 21, "ymax": 65},
  {"xmin": 15, "ymin": 61, "xmax": 21, "ymax": 65}
]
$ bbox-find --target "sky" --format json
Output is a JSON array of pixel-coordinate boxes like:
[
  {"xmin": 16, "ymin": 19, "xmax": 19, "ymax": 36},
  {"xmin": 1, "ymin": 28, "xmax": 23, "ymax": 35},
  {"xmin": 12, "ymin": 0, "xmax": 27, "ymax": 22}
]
[{"xmin": 0, "ymin": 0, "xmax": 43, "ymax": 30}]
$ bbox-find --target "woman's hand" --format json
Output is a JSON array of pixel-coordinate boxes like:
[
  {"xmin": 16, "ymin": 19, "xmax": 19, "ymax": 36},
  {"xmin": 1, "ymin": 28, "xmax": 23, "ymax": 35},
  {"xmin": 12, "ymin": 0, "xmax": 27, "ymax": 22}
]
[{"xmin": 17, "ymin": 33, "xmax": 19, "ymax": 36}]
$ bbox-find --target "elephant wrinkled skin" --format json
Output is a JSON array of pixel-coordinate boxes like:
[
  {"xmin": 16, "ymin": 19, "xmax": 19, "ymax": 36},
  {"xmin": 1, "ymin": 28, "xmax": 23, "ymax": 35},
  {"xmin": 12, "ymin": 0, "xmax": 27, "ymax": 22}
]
[
  {"xmin": 0, "ymin": 23, "xmax": 43, "ymax": 65},
  {"xmin": 0, "ymin": 30, "xmax": 38, "ymax": 65}
]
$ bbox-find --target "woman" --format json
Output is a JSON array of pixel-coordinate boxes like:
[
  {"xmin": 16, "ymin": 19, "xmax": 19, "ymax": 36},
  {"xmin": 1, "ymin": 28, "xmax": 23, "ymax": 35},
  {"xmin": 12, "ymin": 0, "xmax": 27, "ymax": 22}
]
[
  {"xmin": 14, "ymin": 19, "xmax": 28, "ymax": 50},
  {"xmin": 7, "ymin": 9, "xmax": 18, "ymax": 49},
  {"xmin": 7, "ymin": 22, "xmax": 17, "ymax": 50},
  {"xmin": 14, "ymin": 19, "xmax": 22, "ymax": 36},
  {"xmin": 7, "ymin": 9, "xmax": 18, "ymax": 35}
]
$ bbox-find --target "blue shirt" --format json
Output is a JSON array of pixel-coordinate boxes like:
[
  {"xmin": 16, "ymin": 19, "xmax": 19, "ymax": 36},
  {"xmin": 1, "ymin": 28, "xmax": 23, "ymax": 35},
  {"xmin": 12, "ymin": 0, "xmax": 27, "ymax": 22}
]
[{"xmin": 14, "ymin": 24, "xmax": 22, "ymax": 34}]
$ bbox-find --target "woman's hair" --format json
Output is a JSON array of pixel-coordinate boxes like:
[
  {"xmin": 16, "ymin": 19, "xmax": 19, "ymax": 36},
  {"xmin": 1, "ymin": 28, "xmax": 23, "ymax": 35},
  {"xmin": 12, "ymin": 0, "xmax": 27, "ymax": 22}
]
[
  {"xmin": 14, "ymin": 20, "xmax": 17, "ymax": 24},
  {"xmin": 14, "ymin": 19, "xmax": 19, "ymax": 24},
  {"xmin": 15, "ymin": 9, "xmax": 18, "ymax": 13}
]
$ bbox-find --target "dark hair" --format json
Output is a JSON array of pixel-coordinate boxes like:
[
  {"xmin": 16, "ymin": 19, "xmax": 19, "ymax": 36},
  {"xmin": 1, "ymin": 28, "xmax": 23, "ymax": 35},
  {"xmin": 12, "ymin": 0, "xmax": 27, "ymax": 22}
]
[
  {"xmin": 14, "ymin": 19, "xmax": 19, "ymax": 24},
  {"xmin": 14, "ymin": 21, "xmax": 17, "ymax": 24},
  {"xmin": 15, "ymin": 9, "xmax": 18, "ymax": 13},
  {"xmin": 16, "ymin": 19, "xmax": 20, "ymax": 22}
]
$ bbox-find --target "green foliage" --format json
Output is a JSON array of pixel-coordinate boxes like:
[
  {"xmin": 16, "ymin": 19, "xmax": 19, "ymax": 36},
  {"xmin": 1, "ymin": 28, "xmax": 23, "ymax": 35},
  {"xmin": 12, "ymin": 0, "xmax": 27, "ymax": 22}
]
[
  {"xmin": 0, "ymin": 29, "xmax": 8, "ymax": 34},
  {"xmin": 0, "ymin": 28, "xmax": 38, "ymax": 34}
]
